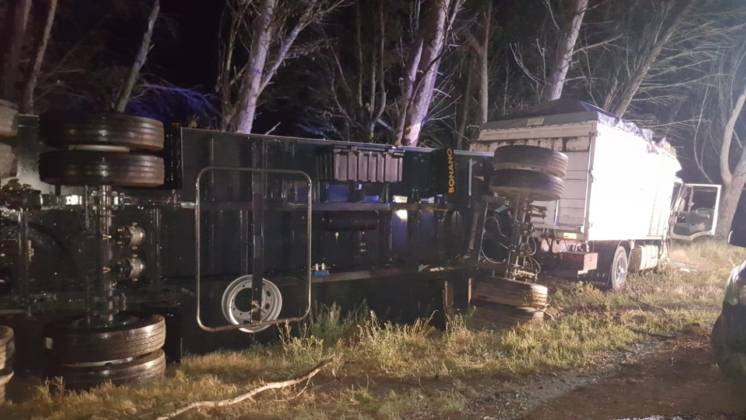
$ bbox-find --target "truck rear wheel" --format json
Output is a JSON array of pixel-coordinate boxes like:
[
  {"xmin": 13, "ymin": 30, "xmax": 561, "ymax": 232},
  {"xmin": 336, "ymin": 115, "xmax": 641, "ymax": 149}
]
[
  {"xmin": 0, "ymin": 100, "xmax": 18, "ymax": 138},
  {"xmin": 493, "ymin": 145, "xmax": 568, "ymax": 178},
  {"xmin": 0, "ymin": 326, "xmax": 14, "ymax": 371},
  {"xmin": 472, "ymin": 277, "xmax": 548, "ymax": 309},
  {"xmin": 39, "ymin": 150, "xmax": 165, "ymax": 187},
  {"xmin": 469, "ymin": 300, "xmax": 544, "ymax": 330},
  {"xmin": 489, "ymin": 169, "xmax": 565, "ymax": 201},
  {"xmin": 45, "ymin": 313, "xmax": 166, "ymax": 364},
  {"xmin": 52, "ymin": 349, "xmax": 166, "ymax": 390},
  {"xmin": 597, "ymin": 245, "xmax": 628, "ymax": 290},
  {"xmin": 40, "ymin": 112, "xmax": 164, "ymax": 151},
  {"xmin": 0, "ymin": 326, "xmax": 14, "ymax": 404},
  {"xmin": 0, "ymin": 367, "xmax": 11, "ymax": 404},
  {"xmin": 45, "ymin": 313, "xmax": 167, "ymax": 389}
]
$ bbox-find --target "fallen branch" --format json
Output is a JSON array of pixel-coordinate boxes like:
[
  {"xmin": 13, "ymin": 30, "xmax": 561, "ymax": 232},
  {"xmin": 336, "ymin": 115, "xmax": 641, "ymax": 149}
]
[
  {"xmin": 629, "ymin": 328, "xmax": 677, "ymax": 340},
  {"xmin": 156, "ymin": 358, "xmax": 333, "ymax": 420},
  {"xmin": 630, "ymin": 296, "xmax": 668, "ymax": 314}
]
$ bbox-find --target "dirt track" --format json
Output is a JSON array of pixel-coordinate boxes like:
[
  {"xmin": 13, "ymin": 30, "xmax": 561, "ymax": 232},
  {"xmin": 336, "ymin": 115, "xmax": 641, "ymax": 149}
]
[{"xmin": 504, "ymin": 334, "xmax": 746, "ymax": 420}]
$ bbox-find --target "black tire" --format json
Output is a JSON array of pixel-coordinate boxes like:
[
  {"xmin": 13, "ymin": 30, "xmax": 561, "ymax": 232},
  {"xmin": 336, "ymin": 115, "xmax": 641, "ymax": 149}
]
[
  {"xmin": 472, "ymin": 277, "xmax": 548, "ymax": 309},
  {"xmin": 0, "ymin": 326, "xmax": 13, "ymax": 371},
  {"xmin": 0, "ymin": 326, "xmax": 13, "ymax": 404},
  {"xmin": 40, "ymin": 113, "xmax": 164, "ymax": 151},
  {"xmin": 53, "ymin": 349, "xmax": 166, "ymax": 390},
  {"xmin": 0, "ymin": 369, "xmax": 12, "ymax": 404},
  {"xmin": 599, "ymin": 245, "xmax": 628, "ymax": 291},
  {"xmin": 469, "ymin": 299, "xmax": 544, "ymax": 330},
  {"xmin": 0, "ymin": 100, "xmax": 18, "ymax": 138},
  {"xmin": 493, "ymin": 145, "xmax": 568, "ymax": 178},
  {"xmin": 489, "ymin": 169, "xmax": 565, "ymax": 201},
  {"xmin": 39, "ymin": 150, "xmax": 165, "ymax": 187},
  {"xmin": 45, "ymin": 313, "xmax": 166, "ymax": 364},
  {"xmin": 712, "ymin": 315, "xmax": 746, "ymax": 380}
]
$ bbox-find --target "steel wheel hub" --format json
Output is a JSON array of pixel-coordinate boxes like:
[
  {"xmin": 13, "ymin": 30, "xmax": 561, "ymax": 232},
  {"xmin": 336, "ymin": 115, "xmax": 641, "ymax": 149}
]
[
  {"xmin": 221, "ymin": 275, "xmax": 282, "ymax": 333},
  {"xmin": 614, "ymin": 257, "xmax": 627, "ymax": 282}
]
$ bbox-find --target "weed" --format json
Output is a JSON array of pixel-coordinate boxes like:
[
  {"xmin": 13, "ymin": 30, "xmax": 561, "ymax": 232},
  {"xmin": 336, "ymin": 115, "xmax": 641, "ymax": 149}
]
[{"xmin": 0, "ymin": 243, "xmax": 739, "ymax": 419}]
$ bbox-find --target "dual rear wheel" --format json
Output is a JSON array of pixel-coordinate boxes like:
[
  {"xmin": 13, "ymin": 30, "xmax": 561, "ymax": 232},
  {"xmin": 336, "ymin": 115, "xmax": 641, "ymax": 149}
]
[
  {"xmin": 0, "ymin": 326, "xmax": 14, "ymax": 403},
  {"xmin": 472, "ymin": 145, "xmax": 568, "ymax": 329},
  {"xmin": 44, "ymin": 313, "xmax": 166, "ymax": 390},
  {"xmin": 489, "ymin": 145, "xmax": 568, "ymax": 201},
  {"xmin": 0, "ymin": 100, "xmax": 18, "ymax": 138},
  {"xmin": 38, "ymin": 113, "xmax": 166, "ymax": 188},
  {"xmin": 470, "ymin": 277, "xmax": 548, "ymax": 330}
]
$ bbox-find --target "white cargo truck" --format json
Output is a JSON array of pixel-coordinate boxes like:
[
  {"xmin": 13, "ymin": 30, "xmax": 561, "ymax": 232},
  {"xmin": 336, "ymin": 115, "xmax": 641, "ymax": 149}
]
[{"xmin": 473, "ymin": 101, "xmax": 720, "ymax": 289}]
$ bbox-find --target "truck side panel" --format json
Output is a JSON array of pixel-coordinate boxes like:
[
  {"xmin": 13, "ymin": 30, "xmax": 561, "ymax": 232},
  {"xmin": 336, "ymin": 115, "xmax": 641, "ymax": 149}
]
[
  {"xmin": 586, "ymin": 124, "xmax": 679, "ymax": 241},
  {"xmin": 472, "ymin": 122, "xmax": 595, "ymax": 234},
  {"xmin": 534, "ymin": 149, "xmax": 590, "ymax": 231}
]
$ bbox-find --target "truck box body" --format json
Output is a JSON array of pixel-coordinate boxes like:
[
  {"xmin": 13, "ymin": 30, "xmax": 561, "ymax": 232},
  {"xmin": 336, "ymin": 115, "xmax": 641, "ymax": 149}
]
[{"xmin": 473, "ymin": 107, "xmax": 681, "ymax": 243}]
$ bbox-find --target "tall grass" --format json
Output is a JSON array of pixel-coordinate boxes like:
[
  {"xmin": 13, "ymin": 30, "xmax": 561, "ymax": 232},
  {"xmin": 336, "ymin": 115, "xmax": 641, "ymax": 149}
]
[{"xmin": 0, "ymin": 242, "xmax": 741, "ymax": 419}]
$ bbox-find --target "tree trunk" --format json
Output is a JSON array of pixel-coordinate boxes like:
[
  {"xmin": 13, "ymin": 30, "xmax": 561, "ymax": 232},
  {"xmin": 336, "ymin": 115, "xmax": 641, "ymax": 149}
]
[
  {"xmin": 715, "ymin": 82, "xmax": 746, "ymax": 240},
  {"xmin": 611, "ymin": 0, "xmax": 696, "ymax": 117},
  {"xmin": 716, "ymin": 177, "xmax": 745, "ymax": 240},
  {"xmin": 542, "ymin": 0, "xmax": 587, "ymax": 103},
  {"xmin": 456, "ymin": 56, "xmax": 473, "ymax": 149},
  {"xmin": 400, "ymin": 0, "xmax": 451, "ymax": 146},
  {"xmin": 21, "ymin": 0, "xmax": 58, "ymax": 113},
  {"xmin": 393, "ymin": 39, "xmax": 423, "ymax": 144},
  {"xmin": 479, "ymin": 1, "xmax": 491, "ymax": 124},
  {"xmin": 1, "ymin": 0, "xmax": 32, "ymax": 101},
  {"xmin": 114, "ymin": 0, "xmax": 160, "ymax": 112},
  {"xmin": 233, "ymin": 0, "xmax": 276, "ymax": 134}
]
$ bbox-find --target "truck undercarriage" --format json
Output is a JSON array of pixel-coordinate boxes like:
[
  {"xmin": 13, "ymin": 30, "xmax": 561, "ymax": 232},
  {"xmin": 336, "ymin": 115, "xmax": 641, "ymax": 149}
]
[{"xmin": 0, "ymin": 100, "xmax": 724, "ymax": 393}]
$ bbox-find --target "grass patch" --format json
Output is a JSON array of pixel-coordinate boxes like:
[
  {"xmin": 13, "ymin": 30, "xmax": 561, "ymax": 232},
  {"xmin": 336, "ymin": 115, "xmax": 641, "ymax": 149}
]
[{"xmin": 1, "ymin": 242, "xmax": 742, "ymax": 419}]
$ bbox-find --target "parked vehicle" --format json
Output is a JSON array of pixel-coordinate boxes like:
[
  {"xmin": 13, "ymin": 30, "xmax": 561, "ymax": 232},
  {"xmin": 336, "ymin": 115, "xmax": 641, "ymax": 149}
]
[
  {"xmin": 713, "ymin": 225, "xmax": 746, "ymax": 379},
  {"xmin": 670, "ymin": 182, "xmax": 721, "ymax": 242},
  {"xmin": 472, "ymin": 100, "xmax": 720, "ymax": 289}
]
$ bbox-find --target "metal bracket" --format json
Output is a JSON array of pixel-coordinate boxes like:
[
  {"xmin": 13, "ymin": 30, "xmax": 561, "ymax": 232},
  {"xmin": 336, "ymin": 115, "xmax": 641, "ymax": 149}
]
[{"xmin": 194, "ymin": 166, "xmax": 313, "ymax": 333}]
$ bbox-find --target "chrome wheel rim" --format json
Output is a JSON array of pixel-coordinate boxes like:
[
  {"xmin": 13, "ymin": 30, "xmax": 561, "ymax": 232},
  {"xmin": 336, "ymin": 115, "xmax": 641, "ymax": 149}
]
[{"xmin": 221, "ymin": 275, "xmax": 282, "ymax": 333}]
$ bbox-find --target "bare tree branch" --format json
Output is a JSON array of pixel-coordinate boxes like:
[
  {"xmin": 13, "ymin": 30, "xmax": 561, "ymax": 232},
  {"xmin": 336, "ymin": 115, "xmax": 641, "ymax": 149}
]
[
  {"xmin": 542, "ymin": 0, "xmax": 588, "ymax": 102},
  {"xmin": 1, "ymin": 0, "xmax": 32, "ymax": 100},
  {"xmin": 21, "ymin": 0, "xmax": 58, "ymax": 113},
  {"xmin": 114, "ymin": 0, "xmax": 160, "ymax": 112},
  {"xmin": 157, "ymin": 359, "xmax": 333, "ymax": 420}
]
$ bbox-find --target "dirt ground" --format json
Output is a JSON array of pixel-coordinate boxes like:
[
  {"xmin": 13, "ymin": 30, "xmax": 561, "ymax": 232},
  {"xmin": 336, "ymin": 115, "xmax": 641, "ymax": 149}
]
[{"xmin": 480, "ymin": 333, "xmax": 746, "ymax": 420}]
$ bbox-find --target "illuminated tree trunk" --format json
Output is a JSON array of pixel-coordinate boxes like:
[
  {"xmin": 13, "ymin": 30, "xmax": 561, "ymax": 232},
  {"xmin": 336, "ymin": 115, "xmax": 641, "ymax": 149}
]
[
  {"xmin": 715, "ymin": 83, "xmax": 746, "ymax": 239},
  {"xmin": 717, "ymin": 176, "xmax": 746, "ymax": 240},
  {"xmin": 479, "ymin": 1, "xmax": 491, "ymax": 124},
  {"xmin": 399, "ymin": 0, "xmax": 451, "ymax": 146},
  {"xmin": 542, "ymin": 0, "xmax": 588, "ymax": 103},
  {"xmin": 233, "ymin": 0, "xmax": 276, "ymax": 134},
  {"xmin": 114, "ymin": 0, "xmax": 160, "ymax": 112},
  {"xmin": 21, "ymin": 0, "xmax": 58, "ymax": 113},
  {"xmin": 1, "ymin": 0, "xmax": 32, "ymax": 101}
]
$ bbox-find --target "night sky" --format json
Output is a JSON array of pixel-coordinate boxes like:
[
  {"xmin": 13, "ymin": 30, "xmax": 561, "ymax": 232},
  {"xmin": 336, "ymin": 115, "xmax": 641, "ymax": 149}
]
[{"xmin": 148, "ymin": 0, "xmax": 222, "ymax": 88}]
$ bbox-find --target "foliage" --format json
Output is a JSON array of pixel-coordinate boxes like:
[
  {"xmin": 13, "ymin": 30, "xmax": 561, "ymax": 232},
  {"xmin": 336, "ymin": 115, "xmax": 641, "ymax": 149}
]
[{"xmin": 7, "ymin": 0, "xmax": 746, "ymax": 151}]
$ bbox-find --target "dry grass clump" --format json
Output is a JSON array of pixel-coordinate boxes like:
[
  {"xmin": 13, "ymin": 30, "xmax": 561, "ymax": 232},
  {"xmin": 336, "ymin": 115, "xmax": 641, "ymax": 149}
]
[
  {"xmin": 0, "ymin": 242, "xmax": 740, "ymax": 419},
  {"xmin": 669, "ymin": 240, "xmax": 746, "ymax": 271}
]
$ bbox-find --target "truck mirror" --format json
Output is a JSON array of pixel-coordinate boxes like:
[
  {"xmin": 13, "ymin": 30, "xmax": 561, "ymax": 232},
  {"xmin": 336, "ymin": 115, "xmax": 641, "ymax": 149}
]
[{"xmin": 729, "ymin": 224, "xmax": 746, "ymax": 248}]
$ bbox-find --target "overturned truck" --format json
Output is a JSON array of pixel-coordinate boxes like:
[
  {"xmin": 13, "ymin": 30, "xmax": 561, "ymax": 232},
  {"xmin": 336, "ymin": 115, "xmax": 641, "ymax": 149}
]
[
  {"xmin": 0, "ymin": 99, "xmax": 719, "ymax": 391},
  {"xmin": 0, "ymin": 108, "xmax": 490, "ymax": 390},
  {"xmin": 472, "ymin": 101, "xmax": 720, "ymax": 289}
]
